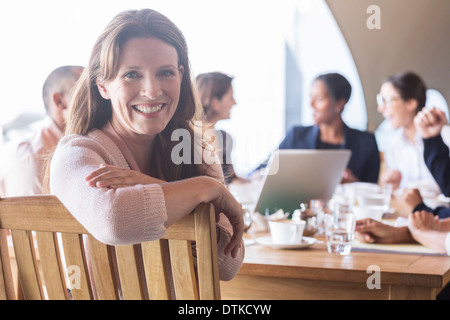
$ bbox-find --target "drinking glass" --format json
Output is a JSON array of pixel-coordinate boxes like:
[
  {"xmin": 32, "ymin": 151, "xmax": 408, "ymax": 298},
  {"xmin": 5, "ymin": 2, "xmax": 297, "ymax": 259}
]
[
  {"xmin": 355, "ymin": 183, "xmax": 392, "ymax": 213},
  {"xmin": 324, "ymin": 212, "xmax": 356, "ymax": 255},
  {"xmin": 243, "ymin": 208, "xmax": 253, "ymax": 232}
]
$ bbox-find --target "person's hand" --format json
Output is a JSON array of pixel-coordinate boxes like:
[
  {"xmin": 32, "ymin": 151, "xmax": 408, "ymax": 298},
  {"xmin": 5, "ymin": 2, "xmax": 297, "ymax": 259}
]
[
  {"xmin": 400, "ymin": 188, "xmax": 423, "ymax": 213},
  {"xmin": 341, "ymin": 169, "xmax": 359, "ymax": 184},
  {"xmin": 408, "ymin": 210, "xmax": 440, "ymax": 234},
  {"xmin": 380, "ymin": 170, "xmax": 402, "ymax": 190},
  {"xmin": 355, "ymin": 218, "xmax": 412, "ymax": 243},
  {"xmin": 85, "ymin": 164, "xmax": 164, "ymax": 189},
  {"xmin": 209, "ymin": 184, "xmax": 245, "ymax": 258},
  {"xmin": 86, "ymin": 165, "xmax": 244, "ymax": 258},
  {"xmin": 414, "ymin": 107, "xmax": 448, "ymax": 139}
]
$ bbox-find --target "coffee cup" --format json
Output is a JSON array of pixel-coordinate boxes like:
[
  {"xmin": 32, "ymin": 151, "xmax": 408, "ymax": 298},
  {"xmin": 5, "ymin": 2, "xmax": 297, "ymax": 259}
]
[{"xmin": 268, "ymin": 219, "xmax": 305, "ymax": 244}]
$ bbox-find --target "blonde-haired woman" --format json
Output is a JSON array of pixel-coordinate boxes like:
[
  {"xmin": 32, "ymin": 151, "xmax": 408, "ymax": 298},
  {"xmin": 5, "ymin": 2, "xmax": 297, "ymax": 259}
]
[{"xmin": 49, "ymin": 9, "xmax": 244, "ymax": 284}]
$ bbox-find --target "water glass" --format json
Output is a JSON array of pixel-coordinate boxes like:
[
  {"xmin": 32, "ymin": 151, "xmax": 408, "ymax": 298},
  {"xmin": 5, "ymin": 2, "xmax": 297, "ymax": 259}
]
[
  {"xmin": 352, "ymin": 205, "xmax": 384, "ymax": 221},
  {"xmin": 324, "ymin": 213, "xmax": 356, "ymax": 255},
  {"xmin": 355, "ymin": 183, "xmax": 392, "ymax": 213},
  {"xmin": 242, "ymin": 208, "xmax": 253, "ymax": 232}
]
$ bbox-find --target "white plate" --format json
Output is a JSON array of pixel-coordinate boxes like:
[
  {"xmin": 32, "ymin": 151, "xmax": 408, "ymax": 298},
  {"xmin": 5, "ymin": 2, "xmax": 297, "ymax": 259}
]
[{"xmin": 255, "ymin": 236, "xmax": 318, "ymax": 249}]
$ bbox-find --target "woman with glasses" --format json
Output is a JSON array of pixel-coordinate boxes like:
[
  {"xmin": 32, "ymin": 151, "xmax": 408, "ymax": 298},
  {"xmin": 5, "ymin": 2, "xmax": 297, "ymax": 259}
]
[{"xmin": 377, "ymin": 71, "xmax": 448, "ymax": 193}]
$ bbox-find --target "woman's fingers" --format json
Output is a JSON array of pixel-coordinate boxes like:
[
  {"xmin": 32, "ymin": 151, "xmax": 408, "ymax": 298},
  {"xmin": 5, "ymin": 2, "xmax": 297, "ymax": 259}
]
[
  {"xmin": 215, "ymin": 191, "xmax": 245, "ymax": 258},
  {"xmin": 86, "ymin": 164, "xmax": 165, "ymax": 189},
  {"xmin": 224, "ymin": 230, "xmax": 243, "ymax": 258},
  {"xmin": 84, "ymin": 166, "xmax": 109, "ymax": 181},
  {"xmin": 85, "ymin": 164, "xmax": 134, "ymax": 187},
  {"xmin": 227, "ymin": 213, "xmax": 244, "ymax": 258}
]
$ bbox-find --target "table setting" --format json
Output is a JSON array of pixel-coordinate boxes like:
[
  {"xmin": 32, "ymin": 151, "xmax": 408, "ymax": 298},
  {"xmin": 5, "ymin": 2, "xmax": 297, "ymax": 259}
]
[
  {"xmin": 232, "ymin": 179, "xmax": 450, "ymax": 257},
  {"xmin": 223, "ymin": 181, "xmax": 450, "ymax": 300}
]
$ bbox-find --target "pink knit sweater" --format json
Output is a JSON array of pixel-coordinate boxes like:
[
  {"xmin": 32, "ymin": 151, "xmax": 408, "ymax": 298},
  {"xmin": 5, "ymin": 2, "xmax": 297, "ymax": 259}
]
[{"xmin": 50, "ymin": 124, "xmax": 244, "ymax": 281}]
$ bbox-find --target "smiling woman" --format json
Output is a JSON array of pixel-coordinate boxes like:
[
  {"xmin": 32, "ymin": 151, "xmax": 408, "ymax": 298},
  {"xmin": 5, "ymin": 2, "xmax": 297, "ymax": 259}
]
[
  {"xmin": 96, "ymin": 38, "xmax": 184, "ymax": 141},
  {"xmin": 47, "ymin": 9, "xmax": 245, "ymax": 293},
  {"xmin": 1, "ymin": 1, "xmax": 367, "ymax": 177}
]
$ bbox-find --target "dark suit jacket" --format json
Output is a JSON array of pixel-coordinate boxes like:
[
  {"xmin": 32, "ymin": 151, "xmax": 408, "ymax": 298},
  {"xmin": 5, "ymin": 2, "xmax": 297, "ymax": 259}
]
[
  {"xmin": 413, "ymin": 134, "xmax": 450, "ymax": 219},
  {"xmin": 423, "ymin": 134, "xmax": 450, "ymax": 197},
  {"xmin": 278, "ymin": 125, "xmax": 380, "ymax": 183}
]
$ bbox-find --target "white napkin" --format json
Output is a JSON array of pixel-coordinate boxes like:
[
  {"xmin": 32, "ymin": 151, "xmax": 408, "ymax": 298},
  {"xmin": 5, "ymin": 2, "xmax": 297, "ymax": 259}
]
[{"xmin": 247, "ymin": 209, "xmax": 289, "ymax": 233}]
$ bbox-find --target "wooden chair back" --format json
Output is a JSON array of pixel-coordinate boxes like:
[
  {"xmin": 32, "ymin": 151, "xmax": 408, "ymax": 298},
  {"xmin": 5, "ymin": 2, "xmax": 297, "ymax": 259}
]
[{"xmin": 0, "ymin": 195, "xmax": 220, "ymax": 300}]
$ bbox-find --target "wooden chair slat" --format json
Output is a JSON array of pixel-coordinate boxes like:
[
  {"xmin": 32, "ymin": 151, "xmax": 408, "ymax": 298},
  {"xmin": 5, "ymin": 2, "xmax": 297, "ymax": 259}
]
[
  {"xmin": 141, "ymin": 240, "xmax": 170, "ymax": 300},
  {"xmin": 35, "ymin": 231, "xmax": 68, "ymax": 300},
  {"xmin": 0, "ymin": 196, "xmax": 87, "ymax": 233},
  {"xmin": 162, "ymin": 215, "xmax": 196, "ymax": 241},
  {"xmin": 0, "ymin": 255, "xmax": 7, "ymax": 300},
  {"xmin": 115, "ymin": 245, "xmax": 146, "ymax": 300},
  {"xmin": 86, "ymin": 235, "xmax": 119, "ymax": 300},
  {"xmin": 0, "ymin": 230, "xmax": 15, "ymax": 300},
  {"xmin": 60, "ymin": 233, "xmax": 92, "ymax": 300},
  {"xmin": 194, "ymin": 204, "xmax": 221, "ymax": 299},
  {"xmin": 0, "ymin": 196, "xmax": 220, "ymax": 300},
  {"xmin": 169, "ymin": 239, "xmax": 198, "ymax": 300},
  {"xmin": 11, "ymin": 230, "xmax": 43, "ymax": 300}
]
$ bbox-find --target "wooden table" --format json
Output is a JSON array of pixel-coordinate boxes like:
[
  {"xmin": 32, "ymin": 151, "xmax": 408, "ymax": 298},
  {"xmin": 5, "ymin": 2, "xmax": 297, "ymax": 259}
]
[{"xmin": 220, "ymin": 233, "xmax": 450, "ymax": 300}]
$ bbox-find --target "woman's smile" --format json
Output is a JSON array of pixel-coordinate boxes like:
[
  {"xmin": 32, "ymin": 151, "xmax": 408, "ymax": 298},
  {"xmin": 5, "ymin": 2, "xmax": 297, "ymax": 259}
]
[
  {"xmin": 132, "ymin": 103, "xmax": 166, "ymax": 118},
  {"xmin": 97, "ymin": 37, "xmax": 183, "ymax": 137}
]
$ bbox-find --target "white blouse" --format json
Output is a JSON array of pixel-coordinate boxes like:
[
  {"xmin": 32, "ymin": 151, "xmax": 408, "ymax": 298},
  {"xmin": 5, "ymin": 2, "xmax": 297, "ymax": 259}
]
[{"xmin": 384, "ymin": 128, "xmax": 446, "ymax": 194}]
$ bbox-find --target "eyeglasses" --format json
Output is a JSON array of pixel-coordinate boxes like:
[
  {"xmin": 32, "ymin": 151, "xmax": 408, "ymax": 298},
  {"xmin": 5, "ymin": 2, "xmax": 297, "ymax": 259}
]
[{"xmin": 377, "ymin": 94, "xmax": 402, "ymax": 106}]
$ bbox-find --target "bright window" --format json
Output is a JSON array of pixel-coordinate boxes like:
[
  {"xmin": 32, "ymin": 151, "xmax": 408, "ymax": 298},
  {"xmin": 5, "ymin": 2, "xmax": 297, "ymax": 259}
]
[{"xmin": 0, "ymin": 0, "xmax": 367, "ymax": 176}]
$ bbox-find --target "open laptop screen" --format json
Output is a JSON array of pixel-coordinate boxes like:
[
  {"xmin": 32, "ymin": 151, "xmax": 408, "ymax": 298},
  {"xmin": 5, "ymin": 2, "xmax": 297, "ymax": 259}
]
[{"xmin": 253, "ymin": 149, "xmax": 351, "ymax": 215}]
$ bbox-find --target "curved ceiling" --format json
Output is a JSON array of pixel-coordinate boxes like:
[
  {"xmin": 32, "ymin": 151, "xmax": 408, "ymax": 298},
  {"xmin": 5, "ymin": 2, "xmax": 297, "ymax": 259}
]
[{"xmin": 325, "ymin": 0, "xmax": 450, "ymax": 131}]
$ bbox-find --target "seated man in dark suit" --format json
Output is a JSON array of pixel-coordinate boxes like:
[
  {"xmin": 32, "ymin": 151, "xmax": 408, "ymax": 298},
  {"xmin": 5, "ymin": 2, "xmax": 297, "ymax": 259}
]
[{"xmin": 402, "ymin": 107, "xmax": 450, "ymax": 218}]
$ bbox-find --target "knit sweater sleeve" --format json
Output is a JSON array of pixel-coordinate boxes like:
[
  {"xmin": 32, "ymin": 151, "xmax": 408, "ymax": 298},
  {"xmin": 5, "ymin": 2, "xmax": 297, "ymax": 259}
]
[{"xmin": 50, "ymin": 133, "xmax": 168, "ymax": 245}]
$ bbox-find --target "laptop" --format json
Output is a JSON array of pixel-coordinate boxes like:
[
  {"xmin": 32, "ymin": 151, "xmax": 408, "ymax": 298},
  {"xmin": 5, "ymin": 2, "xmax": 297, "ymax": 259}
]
[{"xmin": 252, "ymin": 149, "xmax": 351, "ymax": 215}]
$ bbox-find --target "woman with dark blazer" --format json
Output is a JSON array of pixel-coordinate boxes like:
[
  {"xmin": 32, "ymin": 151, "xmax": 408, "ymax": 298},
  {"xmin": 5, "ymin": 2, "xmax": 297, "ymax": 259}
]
[
  {"xmin": 279, "ymin": 122, "xmax": 380, "ymax": 183},
  {"xmin": 253, "ymin": 73, "xmax": 380, "ymax": 183}
]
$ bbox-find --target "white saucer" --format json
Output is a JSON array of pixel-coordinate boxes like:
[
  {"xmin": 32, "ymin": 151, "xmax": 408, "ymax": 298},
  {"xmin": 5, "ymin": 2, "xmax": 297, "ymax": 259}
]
[{"xmin": 255, "ymin": 236, "xmax": 318, "ymax": 249}]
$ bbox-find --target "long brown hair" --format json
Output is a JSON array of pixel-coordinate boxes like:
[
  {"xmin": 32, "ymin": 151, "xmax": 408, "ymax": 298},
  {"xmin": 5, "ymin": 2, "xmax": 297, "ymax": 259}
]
[
  {"xmin": 195, "ymin": 72, "xmax": 233, "ymax": 122},
  {"xmin": 64, "ymin": 9, "xmax": 205, "ymax": 181}
]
